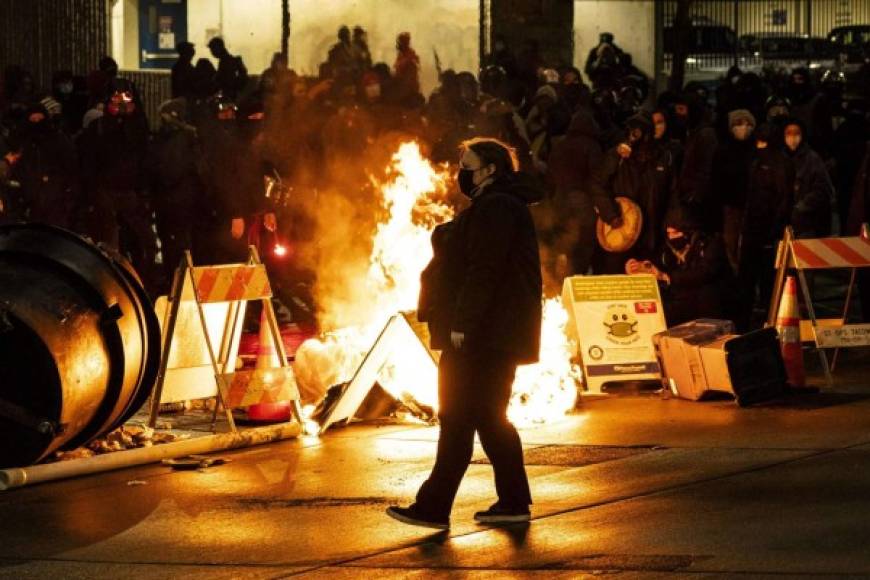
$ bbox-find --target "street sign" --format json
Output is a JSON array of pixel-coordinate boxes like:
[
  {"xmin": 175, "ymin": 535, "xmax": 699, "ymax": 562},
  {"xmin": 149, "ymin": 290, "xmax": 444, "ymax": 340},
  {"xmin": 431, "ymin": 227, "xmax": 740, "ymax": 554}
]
[{"xmin": 562, "ymin": 275, "xmax": 667, "ymax": 394}]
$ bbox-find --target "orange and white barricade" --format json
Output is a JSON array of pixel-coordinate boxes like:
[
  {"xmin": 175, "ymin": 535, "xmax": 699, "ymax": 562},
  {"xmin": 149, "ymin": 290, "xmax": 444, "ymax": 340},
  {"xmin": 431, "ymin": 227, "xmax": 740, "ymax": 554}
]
[
  {"xmin": 767, "ymin": 225, "xmax": 870, "ymax": 386},
  {"xmin": 148, "ymin": 247, "xmax": 302, "ymax": 432}
]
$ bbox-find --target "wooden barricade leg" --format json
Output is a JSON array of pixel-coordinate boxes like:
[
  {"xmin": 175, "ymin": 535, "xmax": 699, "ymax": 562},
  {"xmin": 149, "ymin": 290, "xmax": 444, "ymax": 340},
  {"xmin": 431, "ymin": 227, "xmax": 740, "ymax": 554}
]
[
  {"xmin": 767, "ymin": 227, "xmax": 793, "ymax": 328},
  {"xmin": 148, "ymin": 258, "xmax": 187, "ymax": 428},
  {"xmin": 831, "ymin": 267, "xmax": 857, "ymax": 372},
  {"xmin": 185, "ymin": 251, "xmax": 238, "ymax": 433},
  {"xmin": 796, "ymin": 267, "xmax": 833, "ymax": 387}
]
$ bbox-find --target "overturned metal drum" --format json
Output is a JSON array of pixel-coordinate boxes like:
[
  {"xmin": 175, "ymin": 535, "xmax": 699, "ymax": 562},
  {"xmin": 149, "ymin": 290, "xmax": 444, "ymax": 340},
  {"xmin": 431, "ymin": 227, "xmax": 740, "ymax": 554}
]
[{"xmin": 0, "ymin": 225, "xmax": 160, "ymax": 467}]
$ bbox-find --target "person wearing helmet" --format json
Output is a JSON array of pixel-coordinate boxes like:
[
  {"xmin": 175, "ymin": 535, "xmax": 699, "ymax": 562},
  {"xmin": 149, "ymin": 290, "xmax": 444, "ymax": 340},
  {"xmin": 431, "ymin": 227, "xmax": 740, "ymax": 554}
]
[
  {"xmin": 148, "ymin": 98, "xmax": 201, "ymax": 286},
  {"xmin": 78, "ymin": 88, "xmax": 157, "ymax": 290},
  {"xmin": 196, "ymin": 94, "xmax": 276, "ymax": 265},
  {"xmin": 585, "ymin": 32, "xmax": 626, "ymax": 90}
]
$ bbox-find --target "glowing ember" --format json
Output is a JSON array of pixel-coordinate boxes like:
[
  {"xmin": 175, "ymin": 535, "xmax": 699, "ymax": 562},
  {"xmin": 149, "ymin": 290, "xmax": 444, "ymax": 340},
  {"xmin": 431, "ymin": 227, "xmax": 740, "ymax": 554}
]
[{"xmin": 296, "ymin": 141, "xmax": 582, "ymax": 426}]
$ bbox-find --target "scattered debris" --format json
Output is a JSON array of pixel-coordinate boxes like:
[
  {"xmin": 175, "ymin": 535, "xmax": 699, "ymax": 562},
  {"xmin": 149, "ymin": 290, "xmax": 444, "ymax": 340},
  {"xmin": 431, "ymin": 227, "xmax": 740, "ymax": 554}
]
[
  {"xmin": 51, "ymin": 425, "xmax": 189, "ymax": 462},
  {"xmin": 163, "ymin": 455, "xmax": 230, "ymax": 470}
]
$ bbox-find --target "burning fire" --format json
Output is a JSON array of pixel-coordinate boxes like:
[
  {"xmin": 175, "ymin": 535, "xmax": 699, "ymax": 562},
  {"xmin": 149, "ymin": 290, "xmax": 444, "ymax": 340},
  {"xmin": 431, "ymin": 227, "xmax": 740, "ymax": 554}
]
[{"xmin": 296, "ymin": 142, "xmax": 581, "ymax": 426}]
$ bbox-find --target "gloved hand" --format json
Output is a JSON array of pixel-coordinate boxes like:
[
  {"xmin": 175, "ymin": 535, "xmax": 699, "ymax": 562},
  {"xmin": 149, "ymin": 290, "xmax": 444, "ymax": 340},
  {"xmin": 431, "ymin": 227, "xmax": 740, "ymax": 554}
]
[
  {"xmin": 450, "ymin": 331, "xmax": 465, "ymax": 350},
  {"xmin": 263, "ymin": 212, "xmax": 277, "ymax": 232}
]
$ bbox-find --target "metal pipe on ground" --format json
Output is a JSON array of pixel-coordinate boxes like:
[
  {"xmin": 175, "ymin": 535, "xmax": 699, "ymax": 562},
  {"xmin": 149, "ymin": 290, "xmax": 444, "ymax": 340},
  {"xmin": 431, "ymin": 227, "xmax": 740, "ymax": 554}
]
[
  {"xmin": 0, "ymin": 422, "xmax": 301, "ymax": 491},
  {"xmin": 0, "ymin": 224, "xmax": 161, "ymax": 468}
]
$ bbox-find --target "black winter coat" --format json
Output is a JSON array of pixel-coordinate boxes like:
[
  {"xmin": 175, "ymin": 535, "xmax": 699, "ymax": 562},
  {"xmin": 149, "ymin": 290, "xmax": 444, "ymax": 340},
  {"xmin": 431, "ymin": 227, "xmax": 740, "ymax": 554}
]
[
  {"xmin": 742, "ymin": 146, "xmax": 795, "ymax": 247},
  {"xmin": 547, "ymin": 109, "xmax": 603, "ymax": 213},
  {"xmin": 711, "ymin": 136, "xmax": 755, "ymax": 210},
  {"xmin": 677, "ymin": 124, "xmax": 718, "ymax": 231},
  {"xmin": 653, "ymin": 232, "xmax": 735, "ymax": 326},
  {"xmin": 14, "ymin": 125, "xmax": 78, "ymax": 228},
  {"xmin": 418, "ymin": 173, "xmax": 543, "ymax": 363},
  {"xmin": 591, "ymin": 142, "xmax": 675, "ymax": 258},
  {"xmin": 788, "ymin": 142, "xmax": 834, "ymax": 238}
]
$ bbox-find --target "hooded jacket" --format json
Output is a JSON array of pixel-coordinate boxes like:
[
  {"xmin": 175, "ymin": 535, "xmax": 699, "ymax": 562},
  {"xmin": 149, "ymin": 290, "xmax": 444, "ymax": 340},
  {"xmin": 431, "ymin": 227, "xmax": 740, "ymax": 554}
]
[
  {"xmin": 547, "ymin": 109, "xmax": 603, "ymax": 212},
  {"xmin": 418, "ymin": 172, "xmax": 543, "ymax": 363},
  {"xmin": 591, "ymin": 116, "xmax": 675, "ymax": 258},
  {"xmin": 785, "ymin": 119, "xmax": 834, "ymax": 238}
]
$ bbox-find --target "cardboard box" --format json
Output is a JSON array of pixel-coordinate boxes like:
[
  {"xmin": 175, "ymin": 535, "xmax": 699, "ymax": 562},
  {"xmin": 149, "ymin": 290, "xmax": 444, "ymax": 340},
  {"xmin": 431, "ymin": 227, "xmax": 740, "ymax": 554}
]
[
  {"xmin": 653, "ymin": 319, "xmax": 735, "ymax": 400},
  {"xmin": 698, "ymin": 334, "xmax": 740, "ymax": 392},
  {"xmin": 655, "ymin": 324, "xmax": 786, "ymax": 405}
]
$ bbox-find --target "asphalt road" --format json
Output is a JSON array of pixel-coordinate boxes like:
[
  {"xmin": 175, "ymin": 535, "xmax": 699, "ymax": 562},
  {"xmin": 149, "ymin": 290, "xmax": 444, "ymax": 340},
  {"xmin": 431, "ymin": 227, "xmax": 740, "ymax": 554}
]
[{"xmin": 2, "ymin": 352, "xmax": 870, "ymax": 579}]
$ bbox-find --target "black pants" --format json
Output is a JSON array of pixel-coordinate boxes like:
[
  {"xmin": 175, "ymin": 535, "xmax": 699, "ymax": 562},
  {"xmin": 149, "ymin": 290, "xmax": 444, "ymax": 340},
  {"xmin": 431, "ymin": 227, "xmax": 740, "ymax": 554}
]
[
  {"xmin": 415, "ymin": 348, "xmax": 531, "ymax": 518},
  {"xmin": 736, "ymin": 243, "xmax": 777, "ymax": 332}
]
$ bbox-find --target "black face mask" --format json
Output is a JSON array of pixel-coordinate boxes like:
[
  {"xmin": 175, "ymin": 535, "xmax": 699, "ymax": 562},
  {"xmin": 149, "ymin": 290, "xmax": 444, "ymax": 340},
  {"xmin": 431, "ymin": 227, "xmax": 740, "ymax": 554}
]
[
  {"xmin": 669, "ymin": 235, "xmax": 689, "ymax": 251},
  {"xmin": 458, "ymin": 168, "xmax": 477, "ymax": 198}
]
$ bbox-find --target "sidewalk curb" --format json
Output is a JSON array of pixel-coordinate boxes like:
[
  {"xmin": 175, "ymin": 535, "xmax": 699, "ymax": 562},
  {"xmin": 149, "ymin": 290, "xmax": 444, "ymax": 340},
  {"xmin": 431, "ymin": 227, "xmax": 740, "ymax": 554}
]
[{"xmin": 0, "ymin": 422, "xmax": 301, "ymax": 491}]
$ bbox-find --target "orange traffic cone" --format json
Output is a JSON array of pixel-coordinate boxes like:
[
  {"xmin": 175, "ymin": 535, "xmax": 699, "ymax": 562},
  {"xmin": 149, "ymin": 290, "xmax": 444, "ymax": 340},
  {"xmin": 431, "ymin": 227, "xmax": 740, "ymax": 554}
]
[
  {"xmin": 776, "ymin": 276, "xmax": 805, "ymax": 388},
  {"xmin": 248, "ymin": 307, "xmax": 291, "ymax": 422}
]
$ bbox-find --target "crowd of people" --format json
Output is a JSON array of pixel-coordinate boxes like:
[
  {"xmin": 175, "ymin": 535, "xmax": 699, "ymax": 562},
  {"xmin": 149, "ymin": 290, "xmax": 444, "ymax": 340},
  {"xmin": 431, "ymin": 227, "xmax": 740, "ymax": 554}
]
[{"xmin": 1, "ymin": 28, "xmax": 869, "ymax": 330}]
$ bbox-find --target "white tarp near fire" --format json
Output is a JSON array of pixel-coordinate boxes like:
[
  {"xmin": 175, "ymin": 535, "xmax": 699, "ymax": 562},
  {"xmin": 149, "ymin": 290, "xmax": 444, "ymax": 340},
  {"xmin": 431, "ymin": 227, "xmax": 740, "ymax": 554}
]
[{"xmin": 293, "ymin": 142, "xmax": 582, "ymax": 430}]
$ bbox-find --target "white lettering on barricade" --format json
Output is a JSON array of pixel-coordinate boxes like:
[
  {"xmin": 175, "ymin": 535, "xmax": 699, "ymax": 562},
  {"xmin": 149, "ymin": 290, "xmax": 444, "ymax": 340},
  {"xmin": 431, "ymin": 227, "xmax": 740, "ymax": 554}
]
[
  {"xmin": 561, "ymin": 275, "xmax": 667, "ymax": 394},
  {"xmin": 814, "ymin": 324, "xmax": 870, "ymax": 348}
]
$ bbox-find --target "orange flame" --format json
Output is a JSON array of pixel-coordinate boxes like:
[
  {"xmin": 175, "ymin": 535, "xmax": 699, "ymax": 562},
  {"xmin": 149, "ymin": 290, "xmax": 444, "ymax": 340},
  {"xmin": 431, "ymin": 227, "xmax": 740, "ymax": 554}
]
[{"xmin": 297, "ymin": 141, "xmax": 581, "ymax": 426}]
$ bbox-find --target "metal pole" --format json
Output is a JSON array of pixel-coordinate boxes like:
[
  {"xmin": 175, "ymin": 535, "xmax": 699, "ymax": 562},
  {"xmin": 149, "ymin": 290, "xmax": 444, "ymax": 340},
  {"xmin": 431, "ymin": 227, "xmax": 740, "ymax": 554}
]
[
  {"xmin": 733, "ymin": 0, "xmax": 739, "ymax": 69},
  {"xmin": 281, "ymin": 0, "xmax": 290, "ymax": 60},
  {"xmin": 654, "ymin": 0, "xmax": 666, "ymax": 96},
  {"xmin": 479, "ymin": 0, "xmax": 487, "ymax": 69},
  {"xmin": 806, "ymin": 0, "xmax": 812, "ymax": 37}
]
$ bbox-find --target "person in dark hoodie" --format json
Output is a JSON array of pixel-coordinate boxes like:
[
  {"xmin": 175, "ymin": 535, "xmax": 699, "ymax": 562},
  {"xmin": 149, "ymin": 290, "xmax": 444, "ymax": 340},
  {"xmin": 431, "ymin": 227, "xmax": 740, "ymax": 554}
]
[
  {"xmin": 389, "ymin": 137, "xmax": 542, "ymax": 530},
  {"xmin": 711, "ymin": 108, "xmax": 757, "ymax": 273},
  {"xmin": 629, "ymin": 204, "xmax": 735, "ymax": 326},
  {"xmin": 783, "ymin": 118, "xmax": 833, "ymax": 239},
  {"xmin": 12, "ymin": 103, "xmax": 79, "ymax": 229},
  {"xmin": 736, "ymin": 123, "xmax": 795, "ymax": 331},
  {"xmin": 547, "ymin": 108, "xmax": 604, "ymax": 275},
  {"xmin": 675, "ymin": 90, "xmax": 719, "ymax": 232}
]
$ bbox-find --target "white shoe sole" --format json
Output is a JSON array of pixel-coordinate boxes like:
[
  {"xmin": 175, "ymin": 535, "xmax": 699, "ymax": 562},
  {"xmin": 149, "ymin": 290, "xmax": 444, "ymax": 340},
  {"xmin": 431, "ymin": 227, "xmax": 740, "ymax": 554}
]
[
  {"xmin": 386, "ymin": 508, "xmax": 449, "ymax": 530},
  {"xmin": 474, "ymin": 513, "xmax": 531, "ymax": 524}
]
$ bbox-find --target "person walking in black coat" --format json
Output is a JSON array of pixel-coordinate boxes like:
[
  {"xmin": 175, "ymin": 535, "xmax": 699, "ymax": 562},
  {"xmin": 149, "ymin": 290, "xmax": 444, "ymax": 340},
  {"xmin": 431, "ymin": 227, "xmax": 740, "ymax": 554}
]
[{"xmin": 388, "ymin": 138, "xmax": 542, "ymax": 529}]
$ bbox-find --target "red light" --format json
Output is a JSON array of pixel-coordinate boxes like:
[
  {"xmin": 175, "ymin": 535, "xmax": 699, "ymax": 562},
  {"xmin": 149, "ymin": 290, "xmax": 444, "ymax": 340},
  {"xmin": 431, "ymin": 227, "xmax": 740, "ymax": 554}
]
[{"xmin": 273, "ymin": 244, "xmax": 288, "ymax": 257}]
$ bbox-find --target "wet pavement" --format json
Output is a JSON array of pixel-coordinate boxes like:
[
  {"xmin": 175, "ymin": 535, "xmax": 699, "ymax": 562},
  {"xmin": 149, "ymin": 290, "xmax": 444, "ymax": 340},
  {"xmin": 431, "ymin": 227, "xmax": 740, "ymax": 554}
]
[{"xmin": 2, "ymin": 350, "xmax": 870, "ymax": 578}]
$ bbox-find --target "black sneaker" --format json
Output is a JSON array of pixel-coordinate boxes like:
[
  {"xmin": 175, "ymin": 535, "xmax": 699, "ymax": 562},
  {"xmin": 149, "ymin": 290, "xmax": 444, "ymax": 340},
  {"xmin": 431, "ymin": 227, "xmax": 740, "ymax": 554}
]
[
  {"xmin": 386, "ymin": 505, "xmax": 449, "ymax": 530},
  {"xmin": 474, "ymin": 502, "xmax": 531, "ymax": 524}
]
